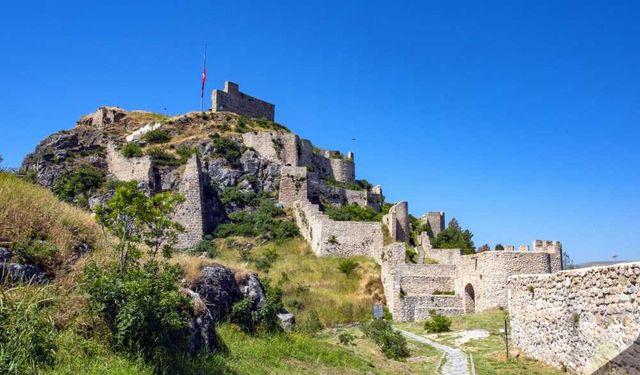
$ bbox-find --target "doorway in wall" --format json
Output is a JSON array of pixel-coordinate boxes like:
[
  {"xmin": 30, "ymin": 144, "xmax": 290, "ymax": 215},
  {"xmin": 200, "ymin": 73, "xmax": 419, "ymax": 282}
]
[{"xmin": 464, "ymin": 283, "xmax": 476, "ymax": 313}]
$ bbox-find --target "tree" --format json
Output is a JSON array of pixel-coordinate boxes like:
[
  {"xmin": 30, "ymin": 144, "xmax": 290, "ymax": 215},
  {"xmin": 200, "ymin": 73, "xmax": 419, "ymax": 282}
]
[
  {"xmin": 563, "ymin": 251, "xmax": 575, "ymax": 270},
  {"xmin": 430, "ymin": 217, "xmax": 475, "ymax": 255},
  {"xmin": 495, "ymin": 244, "xmax": 505, "ymax": 250},
  {"xmin": 477, "ymin": 244, "xmax": 490, "ymax": 253},
  {"xmin": 94, "ymin": 181, "xmax": 184, "ymax": 272}
]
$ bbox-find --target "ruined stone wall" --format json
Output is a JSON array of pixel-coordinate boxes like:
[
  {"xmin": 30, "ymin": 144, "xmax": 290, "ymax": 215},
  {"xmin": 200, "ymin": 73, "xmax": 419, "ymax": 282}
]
[
  {"xmin": 425, "ymin": 248, "xmax": 463, "ymax": 265},
  {"xmin": 382, "ymin": 201, "xmax": 410, "ymax": 243},
  {"xmin": 424, "ymin": 212, "xmax": 445, "ymax": 236},
  {"xmin": 211, "ymin": 81, "xmax": 274, "ymax": 121},
  {"xmin": 508, "ymin": 262, "xmax": 640, "ymax": 374},
  {"xmin": 278, "ymin": 166, "xmax": 308, "ymax": 208},
  {"xmin": 293, "ymin": 200, "xmax": 383, "ymax": 259},
  {"xmin": 241, "ymin": 132, "xmax": 298, "ymax": 166},
  {"xmin": 173, "ymin": 155, "xmax": 205, "ymax": 249},
  {"xmin": 106, "ymin": 144, "xmax": 152, "ymax": 182},
  {"xmin": 328, "ymin": 158, "xmax": 355, "ymax": 183},
  {"xmin": 457, "ymin": 251, "xmax": 553, "ymax": 312},
  {"xmin": 308, "ymin": 175, "xmax": 368, "ymax": 207}
]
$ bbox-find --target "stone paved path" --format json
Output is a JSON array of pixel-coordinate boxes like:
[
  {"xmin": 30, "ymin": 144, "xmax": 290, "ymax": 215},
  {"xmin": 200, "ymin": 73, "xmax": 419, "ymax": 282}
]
[{"xmin": 398, "ymin": 329, "xmax": 471, "ymax": 375}]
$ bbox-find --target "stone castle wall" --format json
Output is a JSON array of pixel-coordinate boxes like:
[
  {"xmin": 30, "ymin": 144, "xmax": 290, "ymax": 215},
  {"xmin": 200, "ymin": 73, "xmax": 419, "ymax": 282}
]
[
  {"xmin": 293, "ymin": 200, "xmax": 383, "ymax": 259},
  {"xmin": 424, "ymin": 212, "xmax": 445, "ymax": 236},
  {"xmin": 106, "ymin": 144, "xmax": 152, "ymax": 182},
  {"xmin": 382, "ymin": 201, "xmax": 410, "ymax": 243},
  {"xmin": 241, "ymin": 132, "xmax": 298, "ymax": 166},
  {"xmin": 173, "ymin": 155, "xmax": 206, "ymax": 249},
  {"xmin": 212, "ymin": 81, "xmax": 275, "ymax": 121},
  {"xmin": 508, "ymin": 262, "xmax": 640, "ymax": 374},
  {"xmin": 278, "ymin": 166, "xmax": 308, "ymax": 208}
]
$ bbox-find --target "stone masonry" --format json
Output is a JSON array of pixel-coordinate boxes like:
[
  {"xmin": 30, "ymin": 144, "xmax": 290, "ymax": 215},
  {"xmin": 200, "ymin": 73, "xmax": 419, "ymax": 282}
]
[
  {"xmin": 212, "ymin": 81, "xmax": 275, "ymax": 121},
  {"xmin": 173, "ymin": 155, "xmax": 206, "ymax": 249},
  {"xmin": 508, "ymin": 262, "xmax": 640, "ymax": 374}
]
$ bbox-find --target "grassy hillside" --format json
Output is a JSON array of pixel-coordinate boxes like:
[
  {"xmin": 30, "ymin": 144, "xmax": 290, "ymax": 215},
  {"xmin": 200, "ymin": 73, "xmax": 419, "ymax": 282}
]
[{"xmin": 173, "ymin": 237, "xmax": 384, "ymax": 327}]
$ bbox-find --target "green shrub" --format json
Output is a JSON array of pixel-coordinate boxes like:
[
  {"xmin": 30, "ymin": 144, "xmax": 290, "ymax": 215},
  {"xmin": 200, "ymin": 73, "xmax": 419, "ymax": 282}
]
[
  {"xmin": 495, "ymin": 243, "xmax": 505, "ymax": 250},
  {"xmin": 405, "ymin": 244, "xmax": 418, "ymax": 263},
  {"xmin": 176, "ymin": 144, "xmax": 197, "ymax": 162},
  {"xmin": 324, "ymin": 203, "xmax": 380, "ymax": 222},
  {"xmin": 143, "ymin": 129, "xmax": 171, "ymax": 144},
  {"xmin": 0, "ymin": 287, "xmax": 56, "ymax": 374},
  {"xmin": 121, "ymin": 142, "xmax": 143, "ymax": 158},
  {"xmin": 338, "ymin": 331, "xmax": 356, "ymax": 346},
  {"xmin": 53, "ymin": 165, "xmax": 105, "ymax": 205},
  {"xmin": 228, "ymin": 282, "xmax": 284, "ymax": 334},
  {"xmin": 83, "ymin": 260, "xmax": 192, "ymax": 362},
  {"xmin": 146, "ymin": 148, "xmax": 182, "ymax": 167},
  {"xmin": 210, "ymin": 135, "xmax": 245, "ymax": 165},
  {"xmin": 361, "ymin": 319, "xmax": 409, "ymax": 359},
  {"xmin": 323, "ymin": 178, "xmax": 372, "ymax": 191},
  {"xmin": 432, "ymin": 290, "xmax": 455, "ymax": 295},
  {"xmin": 214, "ymin": 199, "xmax": 298, "ymax": 241},
  {"xmin": 337, "ymin": 259, "xmax": 358, "ymax": 276},
  {"xmin": 11, "ymin": 239, "xmax": 59, "ymax": 271},
  {"xmin": 423, "ymin": 311, "xmax": 451, "ymax": 333}
]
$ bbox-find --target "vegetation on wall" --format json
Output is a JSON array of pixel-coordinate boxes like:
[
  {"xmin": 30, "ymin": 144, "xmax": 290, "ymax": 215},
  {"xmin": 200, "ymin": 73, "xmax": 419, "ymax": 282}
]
[
  {"xmin": 52, "ymin": 165, "xmax": 105, "ymax": 207},
  {"xmin": 209, "ymin": 134, "xmax": 246, "ymax": 166},
  {"xmin": 324, "ymin": 203, "xmax": 381, "ymax": 222},
  {"xmin": 430, "ymin": 218, "xmax": 475, "ymax": 255},
  {"xmin": 214, "ymin": 198, "xmax": 298, "ymax": 241},
  {"xmin": 323, "ymin": 178, "xmax": 372, "ymax": 192},
  {"xmin": 121, "ymin": 142, "xmax": 143, "ymax": 158}
]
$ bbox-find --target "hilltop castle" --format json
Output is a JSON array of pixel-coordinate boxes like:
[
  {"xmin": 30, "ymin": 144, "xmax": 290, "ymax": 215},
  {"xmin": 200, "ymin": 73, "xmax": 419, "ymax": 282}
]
[{"xmin": 97, "ymin": 81, "xmax": 565, "ymax": 321}]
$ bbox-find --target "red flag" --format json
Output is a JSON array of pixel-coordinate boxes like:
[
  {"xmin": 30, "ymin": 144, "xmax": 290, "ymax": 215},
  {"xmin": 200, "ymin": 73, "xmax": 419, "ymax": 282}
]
[{"xmin": 200, "ymin": 64, "xmax": 207, "ymax": 98}]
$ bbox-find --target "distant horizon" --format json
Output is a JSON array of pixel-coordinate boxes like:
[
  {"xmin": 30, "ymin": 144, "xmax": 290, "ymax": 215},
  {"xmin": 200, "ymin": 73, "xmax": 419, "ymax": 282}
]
[{"xmin": 1, "ymin": 1, "xmax": 638, "ymax": 264}]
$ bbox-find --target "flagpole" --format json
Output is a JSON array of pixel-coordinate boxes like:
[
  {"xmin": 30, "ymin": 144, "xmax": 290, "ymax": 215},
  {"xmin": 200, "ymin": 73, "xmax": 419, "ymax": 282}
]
[{"xmin": 200, "ymin": 44, "xmax": 207, "ymax": 112}]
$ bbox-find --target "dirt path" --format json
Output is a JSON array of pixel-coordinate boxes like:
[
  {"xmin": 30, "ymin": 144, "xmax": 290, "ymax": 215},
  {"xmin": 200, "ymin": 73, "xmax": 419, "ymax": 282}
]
[{"xmin": 398, "ymin": 329, "xmax": 471, "ymax": 375}]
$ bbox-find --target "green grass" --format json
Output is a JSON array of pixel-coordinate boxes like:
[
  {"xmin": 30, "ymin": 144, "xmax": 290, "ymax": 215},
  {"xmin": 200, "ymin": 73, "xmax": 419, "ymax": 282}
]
[{"xmin": 396, "ymin": 309, "xmax": 565, "ymax": 375}]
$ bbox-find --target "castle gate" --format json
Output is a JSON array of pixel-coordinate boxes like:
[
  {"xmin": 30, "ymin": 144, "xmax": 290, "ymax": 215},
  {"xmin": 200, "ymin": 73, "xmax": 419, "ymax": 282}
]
[{"xmin": 464, "ymin": 283, "xmax": 475, "ymax": 313}]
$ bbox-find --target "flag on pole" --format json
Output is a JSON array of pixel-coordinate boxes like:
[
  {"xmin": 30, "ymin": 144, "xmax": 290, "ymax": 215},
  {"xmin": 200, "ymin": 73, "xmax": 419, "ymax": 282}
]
[{"xmin": 200, "ymin": 45, "xmax": 207, "ymax": 111}]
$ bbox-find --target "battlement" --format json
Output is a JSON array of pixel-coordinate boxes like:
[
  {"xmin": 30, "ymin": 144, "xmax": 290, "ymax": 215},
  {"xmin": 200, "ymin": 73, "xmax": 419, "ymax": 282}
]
[{"xmin": 211, "ymin": 81, "xmax": 275, "ymax": 121}]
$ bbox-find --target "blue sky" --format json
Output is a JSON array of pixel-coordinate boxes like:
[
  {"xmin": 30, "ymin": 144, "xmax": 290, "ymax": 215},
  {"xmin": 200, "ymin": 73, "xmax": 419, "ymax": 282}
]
[{"xmin": 1, "ymin": 1, "xmax": 638, "ymax": 264}]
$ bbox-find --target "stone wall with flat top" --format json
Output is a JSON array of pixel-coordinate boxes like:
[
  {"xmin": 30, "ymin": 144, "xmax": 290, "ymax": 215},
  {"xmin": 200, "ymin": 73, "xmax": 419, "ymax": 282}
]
[{"xmin": 508, "ymin": 262, "xmax": 640, "ymax": 375}]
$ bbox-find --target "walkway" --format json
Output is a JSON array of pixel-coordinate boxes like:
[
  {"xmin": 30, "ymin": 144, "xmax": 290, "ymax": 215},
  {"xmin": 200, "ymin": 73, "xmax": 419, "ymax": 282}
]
[{"xmin": 397, "ymin": 329, "xmax": 471, "ymax": 375}]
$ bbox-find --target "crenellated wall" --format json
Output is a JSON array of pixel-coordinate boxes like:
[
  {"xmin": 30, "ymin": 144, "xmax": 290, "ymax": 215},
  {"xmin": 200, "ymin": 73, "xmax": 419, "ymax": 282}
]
[{"xmin": 508, "ymin": 262, "xmax": 640, "ymax": 374}]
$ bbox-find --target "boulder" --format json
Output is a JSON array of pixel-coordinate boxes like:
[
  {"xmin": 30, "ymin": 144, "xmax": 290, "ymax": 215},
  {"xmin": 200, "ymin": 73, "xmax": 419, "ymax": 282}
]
[
  {"xmin": 192, "ymin": 265, "xmax": 242, "ymax": 322},
  {"xmin": 0, "ymin": 263, "xmax": 50, "ymax": 284},
  {"xmin": 237, "ymin": 272, "xmax": 266, "ymax": 310},
  {"xmin": 182, "ymin": 288, "xmax": 222, "ymax": 354}
]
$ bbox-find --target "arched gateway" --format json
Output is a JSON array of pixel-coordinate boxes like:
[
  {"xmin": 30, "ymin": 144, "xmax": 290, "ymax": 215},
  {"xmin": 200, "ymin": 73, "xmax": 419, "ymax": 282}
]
[{"xmin": 464, "ymin": 283, "xmax": 476, "ymax": 313}]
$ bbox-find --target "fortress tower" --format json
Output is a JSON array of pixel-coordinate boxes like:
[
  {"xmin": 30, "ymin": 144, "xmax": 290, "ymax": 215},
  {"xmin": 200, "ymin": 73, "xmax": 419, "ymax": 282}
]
[{"xmin": 211, "ymin": 81, "xmax": 275, "ymax": 121}]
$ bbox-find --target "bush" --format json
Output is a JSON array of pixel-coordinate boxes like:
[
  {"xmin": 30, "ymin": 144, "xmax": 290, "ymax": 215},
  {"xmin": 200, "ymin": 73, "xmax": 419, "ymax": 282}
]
[
  {"xmin": 210, "ymin": 135, "xmax": 245, "ymax": 165},
  {"xmin": 146, "ymin": 148, "xmax": 182, "ymax": 167},
  {"xmin": 361, "ymin": 319, "xmax": 409, "ymax": 359},
  {"xmin": 323, "ymin": 178, "xmax": 372, "ymax": 191},
  {"xmin": 143, "ymin": 129, "xmax": 171, "ymax": 144},
  {"xmin": 423, "ymin": 312, "xmax": 451, "ymax": 333},
  {"xmin": 405, "ymin": 244, "xmax": 418, "ymax": 263},
  {"xmin": 83, "ymin": 260, "xmax": 192, "ymax": 362},
  {"xmin": 0, "ymin": 287, "xmax": 56, "ymax": 374},
  {"xmin": 121, "ymin": 142, "xmax": 143, "ymax": 158},
  {"xmin": 214, "ymin": 198, "xmax": 298, "ymax": 241},
  {"xmin": 337, "ymin": 259, "xmax": 358, "ymax": 276},
  {"xmin": 338, "ymin": 331, "xmax": 356, "ymax": 346},
  {"xmin": 53, "ymin": 165, "xmax": 105, "ymax": 205},
  {"xmin": 228, "ymin": 282, "xmax": 284, "ymax": 334},
  {"xmin": 324, "ymin": 203, "xmax": 380, "ymax": 222}
]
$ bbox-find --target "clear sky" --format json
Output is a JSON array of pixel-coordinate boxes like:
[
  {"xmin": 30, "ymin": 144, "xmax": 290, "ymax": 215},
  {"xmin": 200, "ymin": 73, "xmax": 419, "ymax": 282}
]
[{"xmin": 1, "ymin": 1, "xmax": 638, "ymax": 264}]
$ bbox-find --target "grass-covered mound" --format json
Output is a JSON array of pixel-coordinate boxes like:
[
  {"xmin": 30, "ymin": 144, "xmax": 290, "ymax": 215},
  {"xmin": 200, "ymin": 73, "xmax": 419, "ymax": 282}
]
[{"xmin": 173, "ymin": 237, "xmax": 385, "ymax": 328}]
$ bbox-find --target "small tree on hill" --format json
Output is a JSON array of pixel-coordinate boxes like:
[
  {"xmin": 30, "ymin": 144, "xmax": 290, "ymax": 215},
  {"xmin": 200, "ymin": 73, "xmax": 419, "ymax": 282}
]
[
  {"xmin": 495, "ymin": 243, "xmax": 505, "ymax": 250},
  {"xmin": 430, "ymin": 217, "xmax": 475, "ymax": 255},
  {"xmin": 477, "ymin": 244, "xmax": 490, "ymax": 253}
]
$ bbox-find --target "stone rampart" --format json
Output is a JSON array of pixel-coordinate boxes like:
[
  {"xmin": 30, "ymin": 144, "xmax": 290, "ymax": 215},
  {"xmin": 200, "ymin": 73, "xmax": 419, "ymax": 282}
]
[
  {"xmin": 106, "ymin": 144, "xmax": 152, "ymax": 182},
  {"xmin": 508, "ymin": 262, "xmax": 640, "ymax": 374},
  {"xmin": 382, "ymin": 201, "xmax": 410, "ymax": 243},
  {"xmin": 211, "ymin": 81, "xmax": 274, "ymax": 121},
  {"xmin": 173, "ymin": 155, "xmax": 205, "ymax": 249},
  {"xmin": 242, "ymin": 132, "xmax": 298, "ymax": 166},
  {"xmin": 425, "ymin": 248, "xmax": 463, "ymax": 265},
  {"xmin": 293, "ymin": 200, "xmax": 383, "ymax": 259},
  {"xmin": 278, "ymin": 166, "xmax": 308, "ymax": 208},
  {"xmin": 423, "ymin": 212, "xmax": 445, "ymax": 236}
]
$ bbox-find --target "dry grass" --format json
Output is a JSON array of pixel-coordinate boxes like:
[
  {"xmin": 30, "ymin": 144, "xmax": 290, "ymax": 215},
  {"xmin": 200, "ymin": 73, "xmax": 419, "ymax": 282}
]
[
  {"xmin": 0, "ymin": 173, "xmax": 106, "ymax": 260},
  {"xmin": 171, "ymin": 237, "xmax": 384, "ymax": 327}
]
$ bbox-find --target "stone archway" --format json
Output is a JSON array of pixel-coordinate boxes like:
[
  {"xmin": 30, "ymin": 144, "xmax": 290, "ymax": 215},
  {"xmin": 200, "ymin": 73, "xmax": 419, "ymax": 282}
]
[{"xmin": 464, "ymin": 283, "xmax": 476, "ymax": 313}]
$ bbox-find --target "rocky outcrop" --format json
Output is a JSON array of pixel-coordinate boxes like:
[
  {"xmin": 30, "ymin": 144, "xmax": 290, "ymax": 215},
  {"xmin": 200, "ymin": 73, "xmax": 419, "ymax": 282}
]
[
  {"xmin": 0, "ymin": 262, "xmax": 50, "ymax": 284},
  {"xmin": 192, "ymin": 265, "xmax": 243, "ymax": 322},
  {"xmin": 182, "ymin": 288, "xmax": 222, "ymax": 354},
  {"xmin": 236, "ymin": 272, "xmax": 266, "ymax": 310},
  {"xmin": 77, "ymin": 106, "xmax": 127, "ymax": 128}
]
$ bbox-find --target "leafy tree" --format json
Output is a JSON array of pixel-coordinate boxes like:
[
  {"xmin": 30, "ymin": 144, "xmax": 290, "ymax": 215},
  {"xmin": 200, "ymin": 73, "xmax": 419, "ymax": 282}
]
[
  {"xmin": 143, "ymin": 129, "xmax": 171, "ymax": 144},
  {"xmin": 143, "ymin": 192, "xmax": 185, "ymax": 258},
  {"xmin": 430, "ymin": 217, "xmax": 475, "ymax": 255},
  {"xmin": 324, "ymin": 203, "xmax": 380, "ymax": 222},
  {"xmin": 53, "ymin": 165, "xmax": 105, "ymax": 205},
  {"xmin": 361, "ymin": 319, "xmax": 409, "ymax": 359},
  {"xmin": 563, "ymin": 251, "xmax": 575, "ymax": 270},
  {"xmin": 495, "ymin": 243, "xmax": 505, "ymax": 250}
]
